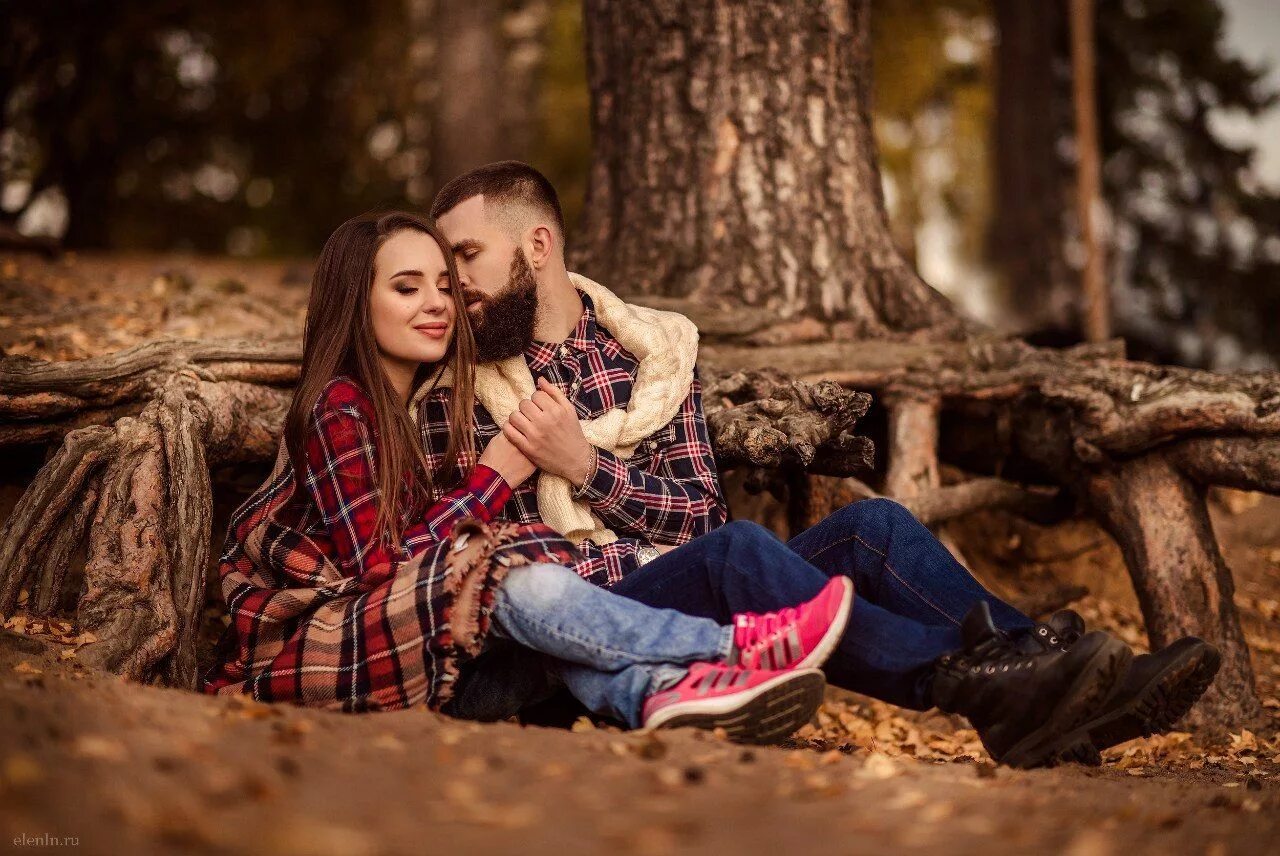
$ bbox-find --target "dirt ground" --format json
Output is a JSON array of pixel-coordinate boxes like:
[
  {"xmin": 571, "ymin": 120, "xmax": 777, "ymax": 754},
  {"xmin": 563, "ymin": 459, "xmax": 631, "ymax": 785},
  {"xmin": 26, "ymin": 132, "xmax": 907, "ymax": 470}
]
[{"xmin": 2, "ymin": 253, "xmax": 1279, "ymax": 855}]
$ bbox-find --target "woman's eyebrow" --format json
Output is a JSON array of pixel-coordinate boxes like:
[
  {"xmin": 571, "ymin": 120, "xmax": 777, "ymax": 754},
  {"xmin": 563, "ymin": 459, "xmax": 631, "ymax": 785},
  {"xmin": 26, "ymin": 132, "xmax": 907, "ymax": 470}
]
[{"xmin": 390, "ymin": 268, "xmax": 424, "ymax": 279}]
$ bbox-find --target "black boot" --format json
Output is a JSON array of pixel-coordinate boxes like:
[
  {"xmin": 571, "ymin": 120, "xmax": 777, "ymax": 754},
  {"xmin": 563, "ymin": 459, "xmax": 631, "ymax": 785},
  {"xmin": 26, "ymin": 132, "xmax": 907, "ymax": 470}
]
[
  {"xmin": 1016, "ymin": 610, "xmax": 1221, "ymax": 761},
  {"xmin": 930, "ymin": 602, "xmax": 1132, "ymax": 769}
]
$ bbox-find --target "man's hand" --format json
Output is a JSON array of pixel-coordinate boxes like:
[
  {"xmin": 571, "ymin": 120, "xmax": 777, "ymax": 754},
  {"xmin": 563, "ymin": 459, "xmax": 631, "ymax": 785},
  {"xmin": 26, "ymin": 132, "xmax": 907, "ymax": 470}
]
[{"xmin": 504, "ymin": 377, "xmax": 595, "ymax": 486}]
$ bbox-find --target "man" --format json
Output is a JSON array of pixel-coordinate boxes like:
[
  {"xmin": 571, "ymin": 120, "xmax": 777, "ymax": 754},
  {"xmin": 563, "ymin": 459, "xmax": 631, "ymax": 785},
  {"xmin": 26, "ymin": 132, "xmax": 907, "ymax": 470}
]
[{"xmin": 420, "ymin": 161, "xmax": 1219, "ymax": 768}]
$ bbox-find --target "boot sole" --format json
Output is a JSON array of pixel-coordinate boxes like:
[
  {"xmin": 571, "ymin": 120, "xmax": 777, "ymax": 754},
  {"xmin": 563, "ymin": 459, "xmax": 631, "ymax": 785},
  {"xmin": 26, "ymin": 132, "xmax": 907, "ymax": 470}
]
[
  {"xmin": 794, "ymin": 577, "xmax": 855, "ymax": 671},
  {"xmin": 644, "ymin": 669, "xmax": 826, "ymax": 745},
  {"xmin": 1052, "ymin": 641, "xmax": 1221, "ymax": 764},
  {"xmin": 997, "ymin": 635, "xmax": 1133, "ymax": 769}
]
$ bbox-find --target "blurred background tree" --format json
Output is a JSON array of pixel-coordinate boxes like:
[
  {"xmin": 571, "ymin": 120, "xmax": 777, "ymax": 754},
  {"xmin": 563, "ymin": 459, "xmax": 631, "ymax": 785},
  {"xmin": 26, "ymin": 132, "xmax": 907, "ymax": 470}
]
[{"xmin": 2, "ymin": 0, "xmax": 1278, "ymax": 368}]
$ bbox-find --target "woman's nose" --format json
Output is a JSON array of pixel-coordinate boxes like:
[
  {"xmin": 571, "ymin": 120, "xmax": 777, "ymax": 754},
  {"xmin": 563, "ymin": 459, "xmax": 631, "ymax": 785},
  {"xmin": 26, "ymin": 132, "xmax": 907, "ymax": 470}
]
[{"xmin": 421, "ymin": 286, "xmax": 449, "ymax": 314}]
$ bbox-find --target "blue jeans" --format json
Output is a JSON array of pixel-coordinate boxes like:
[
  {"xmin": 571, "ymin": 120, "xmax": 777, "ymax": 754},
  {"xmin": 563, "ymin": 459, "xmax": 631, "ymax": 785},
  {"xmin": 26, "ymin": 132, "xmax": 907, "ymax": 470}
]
[
  {"xmin": 479, "ymin": 563, "xmax": 733, "ymax": 728},
  {"xmin": 611, "ymin": 499, "xmax": 1034, "ymax": 709}
]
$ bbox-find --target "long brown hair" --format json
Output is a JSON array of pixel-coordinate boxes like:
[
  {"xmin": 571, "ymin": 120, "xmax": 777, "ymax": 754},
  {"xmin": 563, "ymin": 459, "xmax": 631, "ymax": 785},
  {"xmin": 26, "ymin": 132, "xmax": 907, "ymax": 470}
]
[{"xmin": 285, "ymin": 211, "xmax": 477, "ymax": 546}]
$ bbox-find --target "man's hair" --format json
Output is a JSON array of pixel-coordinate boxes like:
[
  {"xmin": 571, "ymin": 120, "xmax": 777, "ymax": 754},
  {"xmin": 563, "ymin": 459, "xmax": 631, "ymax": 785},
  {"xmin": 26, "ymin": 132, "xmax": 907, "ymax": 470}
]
[{"xmin": 430, "ymin": 160, "xmax": 565, "ymax": 239}]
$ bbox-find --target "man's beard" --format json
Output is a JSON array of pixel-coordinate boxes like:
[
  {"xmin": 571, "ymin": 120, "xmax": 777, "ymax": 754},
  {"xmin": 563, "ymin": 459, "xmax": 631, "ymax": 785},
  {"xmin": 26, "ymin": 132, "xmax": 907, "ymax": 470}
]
[{"xmin": 466, "ymin": 249, "xmax": 540, "ymax": 362}]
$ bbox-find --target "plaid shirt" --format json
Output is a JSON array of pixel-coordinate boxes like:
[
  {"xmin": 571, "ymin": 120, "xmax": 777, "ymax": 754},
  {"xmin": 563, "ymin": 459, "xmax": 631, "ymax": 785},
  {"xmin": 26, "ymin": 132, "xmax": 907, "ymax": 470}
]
[
  {"xmin": 204, "ymin": 377, "xmax": 583, "ymax": 711},
  {"xmin": 299, "ymin": 377, "xmax": 513, "ymax": 583},
  {"xmin": 416, "ymin": 291, "xmax": 728, "ymax": 587}
]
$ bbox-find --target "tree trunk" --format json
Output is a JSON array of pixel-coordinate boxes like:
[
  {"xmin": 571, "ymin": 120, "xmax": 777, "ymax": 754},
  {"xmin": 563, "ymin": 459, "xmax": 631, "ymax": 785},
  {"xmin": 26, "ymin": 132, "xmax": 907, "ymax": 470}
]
[
  {"xmin": 496, "ymin": 0, "xmax": 551, "ymax": 163},
  {"xmin": 401, "ymin": 0, "xmax": 438, "ymax": 205},
  {"xmin": 1069, "ymin": 0, "xmax": 1110, "ymax": 342},
  {"xmin": 990, "ymin": 0, "xmax": 1072, "ymax": 333},
  {"xmin": 432, "ymin": 0, "xmax": 509, "ymax": 185},
  {"xmin": 575, "ymin": 0, "xmax": 958, "ymax": 334}
]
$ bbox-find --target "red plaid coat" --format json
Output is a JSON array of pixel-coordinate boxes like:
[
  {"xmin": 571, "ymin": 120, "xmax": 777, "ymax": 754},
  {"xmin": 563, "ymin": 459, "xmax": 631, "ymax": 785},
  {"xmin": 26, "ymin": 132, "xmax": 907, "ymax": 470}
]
[{"xmin": 203, "ymin": 377, "xmax": 581, "ymax": 712}]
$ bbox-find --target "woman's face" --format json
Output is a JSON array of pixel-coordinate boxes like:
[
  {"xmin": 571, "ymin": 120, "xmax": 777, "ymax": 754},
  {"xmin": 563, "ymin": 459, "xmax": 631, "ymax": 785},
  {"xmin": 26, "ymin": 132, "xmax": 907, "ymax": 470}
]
[{"xmin": 369, "ymin": 229, "xmax": 455, "ymax": 367}]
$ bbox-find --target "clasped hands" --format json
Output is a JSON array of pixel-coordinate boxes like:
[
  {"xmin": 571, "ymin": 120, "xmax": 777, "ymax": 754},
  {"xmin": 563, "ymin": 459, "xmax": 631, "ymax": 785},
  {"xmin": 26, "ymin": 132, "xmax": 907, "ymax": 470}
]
[{"xmin": 477, "ymin": 377, "xmax": 595, "ymax": 489}]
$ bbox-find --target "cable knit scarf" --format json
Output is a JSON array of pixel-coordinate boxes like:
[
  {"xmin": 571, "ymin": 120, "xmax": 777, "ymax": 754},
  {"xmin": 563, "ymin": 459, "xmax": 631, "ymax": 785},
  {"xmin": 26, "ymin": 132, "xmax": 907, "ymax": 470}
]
[{"xmin": 410, "ymin": 272, "xmax": 699, "ymax": 546}]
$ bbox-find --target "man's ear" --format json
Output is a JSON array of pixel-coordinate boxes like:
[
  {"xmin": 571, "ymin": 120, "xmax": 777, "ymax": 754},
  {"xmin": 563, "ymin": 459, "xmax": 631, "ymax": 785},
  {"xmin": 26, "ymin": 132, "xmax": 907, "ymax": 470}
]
[{"xmin": 525, "ymin": 224, "xmax": 556, "ymax": 270}]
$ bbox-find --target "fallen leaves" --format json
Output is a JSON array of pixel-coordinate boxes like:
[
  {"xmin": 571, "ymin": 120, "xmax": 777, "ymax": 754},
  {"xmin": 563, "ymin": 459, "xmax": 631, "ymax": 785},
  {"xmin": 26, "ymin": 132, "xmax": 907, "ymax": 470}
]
[
  {"xmin": 72, "ymin": 735, "xmax": 128, "ymax": 762},
  {"xmin": 2, "ymin": 753, "xmax": 45, "ymax": 786},
  {"xmin": 3, "ymin": 600, "xmax": 99, "ymax": 650}
]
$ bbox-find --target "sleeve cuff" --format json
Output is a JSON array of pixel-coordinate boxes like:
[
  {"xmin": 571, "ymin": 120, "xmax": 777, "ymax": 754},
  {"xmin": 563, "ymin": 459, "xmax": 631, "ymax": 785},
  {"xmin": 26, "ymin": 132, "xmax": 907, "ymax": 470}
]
[
  {"xmin": 471, "ymin": 464, "xmax": 514, "ymax": 519},
  {"xmin": 572, "ymin": 446, "xmax": 629, "ymax": 508}
]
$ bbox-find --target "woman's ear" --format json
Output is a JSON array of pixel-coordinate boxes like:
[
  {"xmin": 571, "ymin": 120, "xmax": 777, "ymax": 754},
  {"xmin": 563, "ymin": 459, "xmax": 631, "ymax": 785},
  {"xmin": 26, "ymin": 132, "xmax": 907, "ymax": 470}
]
[{"xmin": 526, "ymin": 224, "xmax": 556, "ymax": 270}]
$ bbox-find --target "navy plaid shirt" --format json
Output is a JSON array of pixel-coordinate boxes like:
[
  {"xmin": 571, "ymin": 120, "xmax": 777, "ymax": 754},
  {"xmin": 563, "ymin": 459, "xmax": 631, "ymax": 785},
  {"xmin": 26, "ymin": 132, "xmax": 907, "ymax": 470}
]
[{"xmin": 415, "ymin": 292, "xmax": 728, "ymax": 587}]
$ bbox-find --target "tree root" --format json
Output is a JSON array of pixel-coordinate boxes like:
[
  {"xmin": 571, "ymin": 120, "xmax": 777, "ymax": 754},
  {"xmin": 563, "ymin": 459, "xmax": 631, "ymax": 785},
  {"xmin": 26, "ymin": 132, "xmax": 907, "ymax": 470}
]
[
  {"xmin": 697, "ymin": 332, "xmax": 1280, "ymax": 727},
  {"xmin": 0, "ymin": 343, "xmax": 869, "ymax": 689},
  {"xmin": 2, "ymin": 331, "xmax": 1276, "ymax": 728}
]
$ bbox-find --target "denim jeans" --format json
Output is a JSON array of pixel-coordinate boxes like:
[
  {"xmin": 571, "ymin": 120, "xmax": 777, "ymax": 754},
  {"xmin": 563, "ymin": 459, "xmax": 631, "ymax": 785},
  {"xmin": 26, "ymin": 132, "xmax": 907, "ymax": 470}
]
[
  {"xmin": 477, "ymin": 563, "xmax": 733, "ymax": 728},
  {"xmin": 611, "ymin": 499, "xmax": 1034, "ymax": 709}
]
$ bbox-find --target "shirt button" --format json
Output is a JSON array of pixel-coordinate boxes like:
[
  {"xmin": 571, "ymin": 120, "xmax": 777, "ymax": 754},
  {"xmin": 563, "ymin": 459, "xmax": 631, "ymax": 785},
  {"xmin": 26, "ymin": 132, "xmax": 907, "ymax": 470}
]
[
  {"xmin": 569, "ymin": 379, "xmax": 582, "ymax": 395},
  {"xmin": 557, "ymin": 344, "xmax": 570, "ymax": 359}
]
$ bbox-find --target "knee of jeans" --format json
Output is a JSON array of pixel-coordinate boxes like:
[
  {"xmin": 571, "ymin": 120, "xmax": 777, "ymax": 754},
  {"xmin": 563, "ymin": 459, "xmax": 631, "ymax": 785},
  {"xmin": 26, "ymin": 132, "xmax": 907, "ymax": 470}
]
[
  {"xmin": 712, "ymin": 519, "xmax": 773, "ymax": 551},
  {"xmin": 839, "ymin": 497, "xmax": 916, "ymax": 532},
  {"xmin": 497, "ymin": 563, "xmax": 579, "ymax": 615}
]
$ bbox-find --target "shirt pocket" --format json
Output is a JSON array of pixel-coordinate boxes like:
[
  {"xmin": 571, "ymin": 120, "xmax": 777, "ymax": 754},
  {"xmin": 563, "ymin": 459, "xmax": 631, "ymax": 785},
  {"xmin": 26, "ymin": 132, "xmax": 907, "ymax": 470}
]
[{"xmin": 623, "ymin": 421, "xmax": 677, "ymax": 471}]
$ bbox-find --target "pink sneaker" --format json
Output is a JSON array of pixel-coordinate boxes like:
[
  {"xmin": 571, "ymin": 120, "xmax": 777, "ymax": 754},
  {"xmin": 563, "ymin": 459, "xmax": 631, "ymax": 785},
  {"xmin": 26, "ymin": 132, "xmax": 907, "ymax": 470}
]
[
  {"xmin": 641, "ymin": 663, "xmax": 826, "ymax": 744},
  {"xmin": 729, "ymin": 577, "xmax": 854, "ymax": 671}
]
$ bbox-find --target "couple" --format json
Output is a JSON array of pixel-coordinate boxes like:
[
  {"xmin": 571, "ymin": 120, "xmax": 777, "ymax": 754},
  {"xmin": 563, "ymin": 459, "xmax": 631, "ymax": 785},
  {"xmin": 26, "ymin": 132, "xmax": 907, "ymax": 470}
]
[{"xmin": 205, "ymin": 161, "xmax": 1220, "ymax": 767}]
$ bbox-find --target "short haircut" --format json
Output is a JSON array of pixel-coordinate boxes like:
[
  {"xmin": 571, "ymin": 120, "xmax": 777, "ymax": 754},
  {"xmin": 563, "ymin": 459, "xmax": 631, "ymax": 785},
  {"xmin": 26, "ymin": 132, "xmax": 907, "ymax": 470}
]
[{"xmin": 430, "ymin": 160, "xmax": 565, "ymax": 239}]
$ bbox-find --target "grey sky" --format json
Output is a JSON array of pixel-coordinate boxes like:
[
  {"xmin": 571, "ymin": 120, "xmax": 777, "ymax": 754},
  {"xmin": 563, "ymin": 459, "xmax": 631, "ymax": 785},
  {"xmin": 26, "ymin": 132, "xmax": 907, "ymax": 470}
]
[{"xmin": 1219, "ymin": 0, "xmax": 1280, "ymax": 187}]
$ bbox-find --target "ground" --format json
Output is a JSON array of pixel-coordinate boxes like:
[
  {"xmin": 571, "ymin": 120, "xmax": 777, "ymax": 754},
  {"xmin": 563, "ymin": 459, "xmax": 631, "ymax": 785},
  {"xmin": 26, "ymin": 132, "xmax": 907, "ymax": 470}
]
[{"xmin": 1, "ymin": 253, "xmax": 1278, "ymax": 855}]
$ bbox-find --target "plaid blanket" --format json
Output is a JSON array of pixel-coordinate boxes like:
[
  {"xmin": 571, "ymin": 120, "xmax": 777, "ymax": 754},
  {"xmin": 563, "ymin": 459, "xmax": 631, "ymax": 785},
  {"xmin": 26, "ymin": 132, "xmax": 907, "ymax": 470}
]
[{"xmin": 203, "ymin": 378, "xmax": 581, "ymax": 711}]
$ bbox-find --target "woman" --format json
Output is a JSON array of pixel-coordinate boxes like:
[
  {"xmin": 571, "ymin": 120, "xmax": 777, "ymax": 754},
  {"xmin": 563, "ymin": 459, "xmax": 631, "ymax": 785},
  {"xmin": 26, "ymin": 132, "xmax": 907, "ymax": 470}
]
[{"xmin": 203, "ymin": 211, "xmax": 853, "ymax": 743}]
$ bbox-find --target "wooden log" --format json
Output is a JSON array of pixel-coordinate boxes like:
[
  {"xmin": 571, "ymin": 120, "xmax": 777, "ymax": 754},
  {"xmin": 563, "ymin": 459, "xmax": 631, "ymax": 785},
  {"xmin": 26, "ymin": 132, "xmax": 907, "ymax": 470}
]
[
  {"xmin": 883, "ymin": 389, "xmax": 941, "ymax": 500},
  {"xmin": 1083, "ymin": 453, "xmax": 1263, "ymax": 726},
  {"xmin": 903, "ymin": 478, "xmax": 1067, "ymax": 528},
  {"xmin": 1166, "ymin": 436, "xmax": 1280, "ymax": 495}
]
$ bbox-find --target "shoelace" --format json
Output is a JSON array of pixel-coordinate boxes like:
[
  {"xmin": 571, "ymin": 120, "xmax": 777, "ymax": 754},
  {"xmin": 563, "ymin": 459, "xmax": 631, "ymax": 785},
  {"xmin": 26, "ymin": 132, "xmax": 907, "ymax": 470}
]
[
  {"xmin": 940, "ymin": 634, "xmax": 1040, "ymax": 675},
  {"xmin": 733, "ymin": 605, "xmax": 801, "ymax": 655}
]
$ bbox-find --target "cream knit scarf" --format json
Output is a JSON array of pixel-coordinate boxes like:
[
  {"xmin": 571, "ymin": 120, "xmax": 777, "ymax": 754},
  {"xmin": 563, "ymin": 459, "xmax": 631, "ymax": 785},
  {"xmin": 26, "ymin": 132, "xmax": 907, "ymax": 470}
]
[{"xmin": 410, "ymin": 272, "xmax": 699, "ymax": 546}]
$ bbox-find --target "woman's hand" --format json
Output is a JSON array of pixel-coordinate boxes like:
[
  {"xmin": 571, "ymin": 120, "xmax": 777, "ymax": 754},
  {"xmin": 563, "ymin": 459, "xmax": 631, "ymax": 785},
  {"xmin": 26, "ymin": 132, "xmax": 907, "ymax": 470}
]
[{"xmin": 479, "ymin": 430, "xmax": 537, "ymax": 488}]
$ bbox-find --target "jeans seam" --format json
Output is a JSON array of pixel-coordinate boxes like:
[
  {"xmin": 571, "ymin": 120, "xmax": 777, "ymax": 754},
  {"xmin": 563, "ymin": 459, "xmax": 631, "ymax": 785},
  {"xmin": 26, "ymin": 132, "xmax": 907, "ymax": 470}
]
[
  {"xmin": 813, "ymin": 533, "xmax": 962, "ymax": 629},
  {"xmin": 495, "ymin": 590, "xmax": 713, "ymax": 666}
]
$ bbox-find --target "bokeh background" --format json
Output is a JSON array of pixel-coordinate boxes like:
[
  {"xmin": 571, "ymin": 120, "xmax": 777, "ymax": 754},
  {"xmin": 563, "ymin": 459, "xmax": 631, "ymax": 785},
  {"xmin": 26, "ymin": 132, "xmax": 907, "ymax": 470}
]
[{"xmin": 3, "ymin": 0, "xmax": 1279, "ymax": 368}]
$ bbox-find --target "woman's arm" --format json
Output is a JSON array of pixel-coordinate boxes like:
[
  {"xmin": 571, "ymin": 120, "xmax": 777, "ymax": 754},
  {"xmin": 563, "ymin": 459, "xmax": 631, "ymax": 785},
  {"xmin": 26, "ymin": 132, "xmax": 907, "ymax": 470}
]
[{"xmin": 304, "ymin": 404, "xmax": 514, "ymax": 580}]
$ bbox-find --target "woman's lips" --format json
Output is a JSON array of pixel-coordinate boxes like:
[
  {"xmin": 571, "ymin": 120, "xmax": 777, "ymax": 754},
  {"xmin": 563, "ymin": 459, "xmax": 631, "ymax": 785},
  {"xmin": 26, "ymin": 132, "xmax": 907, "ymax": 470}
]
[{"xmin": 414, "ymin": 323, "xmax": 448, "ymax": 339}]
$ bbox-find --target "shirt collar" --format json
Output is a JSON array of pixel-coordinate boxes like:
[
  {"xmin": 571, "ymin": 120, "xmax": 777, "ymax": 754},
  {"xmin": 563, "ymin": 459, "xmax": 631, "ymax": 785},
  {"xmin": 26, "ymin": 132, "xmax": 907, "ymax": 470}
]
[{"xmin": 524, "ymin": 291, "xmax": 597, "ymax": 370}]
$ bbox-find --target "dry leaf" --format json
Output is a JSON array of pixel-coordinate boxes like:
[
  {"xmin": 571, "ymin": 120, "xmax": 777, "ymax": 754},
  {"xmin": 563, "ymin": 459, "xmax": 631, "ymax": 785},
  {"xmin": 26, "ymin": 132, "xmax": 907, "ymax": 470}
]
[
  {"xmin": 3, "ymin": 753, "xmax": 44, "ymax": 786},
  {"xmin": 856, "ymin": 753, "xmax": 901, "ymax": 780},
  {"xmin": 373, "ymin": 734, "xmax": 405, "ymax": 752},
  {"xmin": 73, "ymin": 735, "xmax": 128, "ymax": 761}
]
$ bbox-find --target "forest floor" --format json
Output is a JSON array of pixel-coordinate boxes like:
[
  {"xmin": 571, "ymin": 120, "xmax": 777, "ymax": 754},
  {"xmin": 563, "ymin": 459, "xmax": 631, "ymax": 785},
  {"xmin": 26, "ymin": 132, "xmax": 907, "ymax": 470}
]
[{"xmin": 1, "ymin": 253, "xmax": 1279, "ymax": 855}]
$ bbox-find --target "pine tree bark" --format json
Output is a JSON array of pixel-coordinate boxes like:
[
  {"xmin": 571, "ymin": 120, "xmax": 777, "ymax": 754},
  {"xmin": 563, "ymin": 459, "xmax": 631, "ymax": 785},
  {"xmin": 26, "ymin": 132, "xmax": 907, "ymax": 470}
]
[
  {"xmin": 990, "ymin": 0, "xmax": 1072, "ymax": 333},
  {"xmin": 575, "ymin": 0, "xmax": 957, "ymax": 334},
  {"xmin": 432, "ymin": 0, "xmax": 508, "ymax": 185}
]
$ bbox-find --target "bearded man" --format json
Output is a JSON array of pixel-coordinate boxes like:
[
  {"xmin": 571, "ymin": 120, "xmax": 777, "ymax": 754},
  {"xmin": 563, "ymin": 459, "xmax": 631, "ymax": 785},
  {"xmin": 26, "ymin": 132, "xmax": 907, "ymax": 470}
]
[{"xmin": 415, "ymin": 161, "xmax": 1219, "ymax": 769}]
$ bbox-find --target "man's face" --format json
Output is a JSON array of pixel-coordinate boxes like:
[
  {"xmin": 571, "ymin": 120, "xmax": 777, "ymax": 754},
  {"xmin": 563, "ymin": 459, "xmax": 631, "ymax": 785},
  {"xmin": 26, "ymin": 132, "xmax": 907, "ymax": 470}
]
[{"xmin": 437, "ymin": 195, "xmax": 538, "ymax": 361}]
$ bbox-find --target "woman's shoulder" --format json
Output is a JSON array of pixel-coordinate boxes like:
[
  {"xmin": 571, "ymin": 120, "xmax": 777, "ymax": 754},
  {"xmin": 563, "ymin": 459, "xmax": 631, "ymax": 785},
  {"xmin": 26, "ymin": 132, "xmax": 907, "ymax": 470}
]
[{"xmin": 313, "ymin": 375, "xmax": 376, "ymax": 422}]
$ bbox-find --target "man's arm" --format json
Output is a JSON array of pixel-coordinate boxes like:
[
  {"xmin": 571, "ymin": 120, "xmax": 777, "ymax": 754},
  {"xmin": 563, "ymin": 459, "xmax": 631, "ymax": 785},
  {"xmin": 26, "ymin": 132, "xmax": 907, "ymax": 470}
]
[
  {"xmin": 503, "ymin": 369, "xmax": 729, "ymax": 546},
  {"xmin": 569, "ymin": 369, "xmax": 728, "ymax": 545}
]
